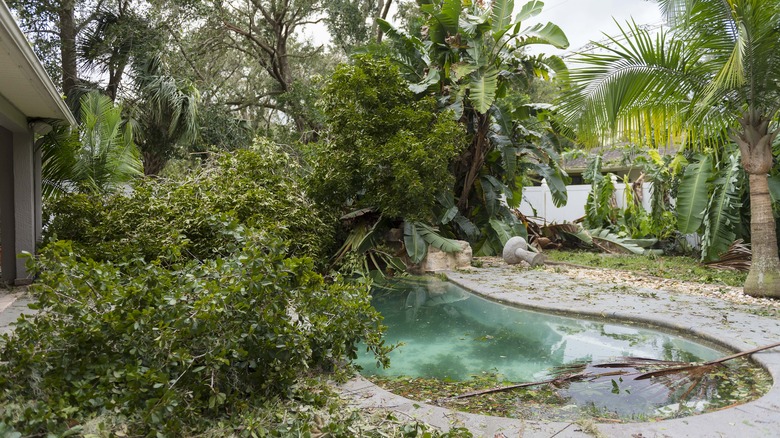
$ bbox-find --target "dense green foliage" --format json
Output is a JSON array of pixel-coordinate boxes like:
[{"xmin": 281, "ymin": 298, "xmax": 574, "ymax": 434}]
[
  {"xmin": 40, "ymin": 91, "xmax": 143, "ymax": 197},
  {"xmin": 0, "ymin": 142, "xmax": 403, "ymax": 434},
  {"xmin": 45, "ymin": 143, "xmax": 334, "ymax": 266},
  {"xmin": 312, "ymin": 56, "xmax": 464, "ymax": 222},
  {"xmin": 378, "ymin": 0, "xmax": 570, "ymax": 256},
  {"xmin": 0, "ymin": 235, "xmax": 389, "ymax": 435}
]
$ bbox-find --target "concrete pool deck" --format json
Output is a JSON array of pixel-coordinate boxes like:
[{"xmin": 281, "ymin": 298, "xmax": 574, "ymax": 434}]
[{"xmin": 340, "ymin": 265, "xmax": 780, "ymax": 437}]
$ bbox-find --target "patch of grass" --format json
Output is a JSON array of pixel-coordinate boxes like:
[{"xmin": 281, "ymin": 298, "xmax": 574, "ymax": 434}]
[{"xmin": 544, "ymin": 250, "xmax": 747, "ymax": 287}]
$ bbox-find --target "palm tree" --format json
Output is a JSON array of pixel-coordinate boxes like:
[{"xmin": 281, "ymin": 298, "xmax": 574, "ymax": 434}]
[
  {"xmin": 40, "ymin": 91, "xmax": 143, "ymax": 197},
  {"xmin": 132, "ymin": 56, "xmax": 199, "ymax": 176},
  {"xmin": 561, "ymin": 0, "xmax": 780, "ymax": 298}
]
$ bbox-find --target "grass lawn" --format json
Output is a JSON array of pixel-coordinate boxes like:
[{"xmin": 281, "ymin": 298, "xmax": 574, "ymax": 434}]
[{"xmin": 543, "ymin": 250, "xmax": 747, "ymax": 288}]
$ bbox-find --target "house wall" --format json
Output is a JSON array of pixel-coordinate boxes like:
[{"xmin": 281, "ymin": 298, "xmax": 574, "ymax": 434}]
[
  {"xmin": 0, "ymin": 110, "xmax": 37, "ymax": 285},
  {"xmin": 0, "ymin": 125, "xmax": 15, "ymax": 282}
]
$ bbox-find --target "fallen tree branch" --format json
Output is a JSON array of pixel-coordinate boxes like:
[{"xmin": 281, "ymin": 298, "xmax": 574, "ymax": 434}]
[{"xmin": 443, "ymin": 341, "xmax": 780, "ymax": 401}]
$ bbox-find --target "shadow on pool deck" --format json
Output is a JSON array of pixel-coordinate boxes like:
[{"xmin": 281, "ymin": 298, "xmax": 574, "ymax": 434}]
[{"xmin": 341, "ymin": 266, "xmax": 780, "ymax": 438}]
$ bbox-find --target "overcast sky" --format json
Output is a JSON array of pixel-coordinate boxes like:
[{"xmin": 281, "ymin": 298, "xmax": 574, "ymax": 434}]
[
  {"xmin": 524, "ymin": 0, "xmax": 664, "ymax": 56},
  {"xmin": 303, "ymin": 0, "xmax": 665, "ymax": 55}
]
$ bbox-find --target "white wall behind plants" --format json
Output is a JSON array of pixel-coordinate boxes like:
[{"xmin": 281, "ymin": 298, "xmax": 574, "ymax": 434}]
[{"xmin": 518, "ymin": 178, "xmax": 654, "ymax": 224}]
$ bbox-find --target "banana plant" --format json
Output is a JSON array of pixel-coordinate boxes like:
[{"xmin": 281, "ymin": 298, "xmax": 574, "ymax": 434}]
[
  {"xmin": 676, "ymin": 150, "xmax": 749, "ymax": 261},
  {"xmin": 582, "ymin": 154, "xmax": 618, "ymax": 230},
  {"xmin": 379, "ymin": 0, "xmax": 570, "ymax": 255}
]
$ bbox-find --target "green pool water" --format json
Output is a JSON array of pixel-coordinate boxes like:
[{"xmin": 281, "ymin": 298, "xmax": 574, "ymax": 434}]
[{"xmin": 356, "ymin": 277, "xmax": 767, "ymax": 418}]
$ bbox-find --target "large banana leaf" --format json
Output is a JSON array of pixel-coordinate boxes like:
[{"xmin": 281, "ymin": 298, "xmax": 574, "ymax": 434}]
[
  {"xmin": 590, "ymin": 229, "xmax": 645, "ymax": 255},
  {"xmin": 518, "ymin": 22, "xmax": 569, "ymax": 49},
  {"xmin": 417, "ymin": 223, "xmax": 462, "ymax": 253},
  {"xmin": 536, "ymin": 164, "xmax": 569, "ymax": 207},
  {"xmin": 453, "ymin": 214, "xmax": 480, "ymax": 240},
  {"xmin": 701, "ymin": 154, "xmax": 742, "ymax": 261},
  {"xmin": 491, "ymin": 0, "xmax": 515, "ymax": 34},
  {"xmin": 489, "ymin": 218, "xmax": 514, "ymax": 247},
  {"xmin": 676, "ymin": 155, "xmax": 713, "ymax": 234},
  {"xmin": 421, "ymin": 0, "xmax": 461, "ymax": 45},
  {"xmin": 470, "ymin": 66, "xmax": 499, "ymax": 114},
  {"xmin": 403, "ymin": 221, "xmax": 429, "ymax": 264},
  {"xmin": 515, "ymin": 0, "xmax": 545, "ymax": 22}
]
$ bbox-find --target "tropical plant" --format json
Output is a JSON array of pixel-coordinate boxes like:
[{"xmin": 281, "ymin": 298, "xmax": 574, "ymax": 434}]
[
  {"xmin": 675, "ymin": 150, "xmax": 749, "ymax": 262},
  {"xmin": 561, "ymin": 0, "xmax": 780, "ymax": 297},
  {"xmin": 39, "ymin": 91, "xmax": 142, "ymax": 197},
  {"xmin": 44, "ymin": 142, "xmax": 335, "ymax": 266},
  {"xmin": 379, "ymin": 0, "xmax": 571, "ymax": 255},
  {"xmin": 131, "ymin": 55, "xmax": 199, "ymax": 175},
  {"xmin": 311, "ymin": 55, "xmax": 465, "ymax": 273},
  {"xmin": 581, "ymin": 155, "xmax": 618, "ymax": 229}
]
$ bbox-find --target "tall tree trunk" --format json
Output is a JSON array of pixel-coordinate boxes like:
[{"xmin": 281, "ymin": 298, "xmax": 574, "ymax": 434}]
[
  {"xmin": 457, "ymin": 112, "xmax": 491, "ymax": 212},
  {"xmin": 59, "ymin": 0, "xmax": 79, "ymax": 103},
  {"xmin": 744, "ymin": 173, "xmax": 780, "ymax": 297},
  {"xmin": 142, "ymin": 150, "xmax": 166, "ymax": 176},
  {"xmin": 376, "ymin": 0, "xmax": 392, "ymax": 43},
  {"xmin": 733, "ymin": 110, "xmax": 780, "ymax": 298}
]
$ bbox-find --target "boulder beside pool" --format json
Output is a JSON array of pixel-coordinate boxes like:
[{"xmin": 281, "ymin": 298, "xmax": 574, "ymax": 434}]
[{"xmin": 503, "ymin": 236, "xmax": 546, "ymax": 267}]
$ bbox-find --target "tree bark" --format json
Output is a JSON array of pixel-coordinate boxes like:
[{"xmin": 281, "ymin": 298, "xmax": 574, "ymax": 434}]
[
  {"xmin": 59, "ymin": 0, "xmax": 79, "ymax": 103},
  {"xmin": 733, "ymin": 110, "xmax": 780, "ymax": 298},
  {"xmin": 744, "ymin": 173, "xmax": 780, "ymax": 297},
  {"xmin": 142, "ymin": 151, "xmax": 166, "ymax": 176},
  {"xmin": 457, "ymin": 111, "xmax": 491, "ymax": 211}
]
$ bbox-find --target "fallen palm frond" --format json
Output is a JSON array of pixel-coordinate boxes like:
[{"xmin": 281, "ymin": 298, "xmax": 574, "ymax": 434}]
[
  {"xmin": 442, "ymin": 341, "xmax": 780, "ymax": 402},
  {"xmin": 703, "ymin": 240, "xmax": 751, "ymax": 272}
]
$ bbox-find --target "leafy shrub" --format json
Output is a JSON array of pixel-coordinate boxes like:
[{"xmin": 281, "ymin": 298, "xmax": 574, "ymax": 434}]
[
  {"xmin": 0, "ymin": 232, "xmax": 390, "ymax": 435},
  {"xmin": 311, "ymin": 55, "xmax": 464, "ymax": 222},
  {"xmin": 44, "ymin": 141, "xmax": 336, "ymax": 267}
]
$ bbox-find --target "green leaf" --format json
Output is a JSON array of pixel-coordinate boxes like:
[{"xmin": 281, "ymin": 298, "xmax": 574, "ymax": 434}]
[
  {"xmin": 422, "ymin": 0, "xmax": 461, "ymax": 45},
  {"xmin": 452, "ymin": 62, "xmax": 478, "ymax": 81},
  {"xmin": 537, "ymin": 164, "xmax": 569, "ymax": 207},
  {"xmin": 491, "ymin": 0, "xmax": 515, "ymax": 34},
  {"xmin": 701, "ymin": 154, "xmax": 741, "ymax": 261},
  {"xmin": 518, "ymin": 22, "xmax": 569, "ymax": 49},
  {"xmin": 403, "ymin": 221, "xmax": 428, "ymax": 264},
  {"xmin": 469, "ymin": 67, "xmax": 499, "ymax": 114},
  {"xmin": 515, "ymin": 0, "xmax": 545, "ymax": 22},
  {"xmin": 417, "ymin": 223, "xmax": 462, "ymax": 253},
  {"xmin": 410, "ymin": 69, "xmax": 441, "ymax": 94},
  {"xmin": 489, "ymin": 218, "xmax": 514, "ymax": 246},
  {"xmin": 677, "ymin": 155, "xmax": 713, "ymax": 234},
  {"xmin": 769, "ymin": 174, "xmax": 780, "ymax": 203},
  {"xmin": 454, "ymin": 214, "xmax": 480, "ymax": 240},
  {"xmin": 440, "ymin": 206, "xmax": 459, "ymax": 224},
  {"xmin": 590, "ymin": 228, "xmax": 645, "ymax": 255}
]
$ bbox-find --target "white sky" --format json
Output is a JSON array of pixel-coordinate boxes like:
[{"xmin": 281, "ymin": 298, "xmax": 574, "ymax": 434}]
[
  {"xmin": 301, "ymin": 0, "xmax": 665, "ymax": 56},
  {"xmin": 524, "ymin": 0, "xmax": 664, "ymax": 56}
]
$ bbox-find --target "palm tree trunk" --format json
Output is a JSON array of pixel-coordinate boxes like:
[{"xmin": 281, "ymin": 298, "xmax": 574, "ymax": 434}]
[
  {"xmin": 734, "ymin": 111, "xmax": 780, "ymax": 298},
  {"xmin": 744, "ymin": 173, "xmax": 780, "ymax": 298}
]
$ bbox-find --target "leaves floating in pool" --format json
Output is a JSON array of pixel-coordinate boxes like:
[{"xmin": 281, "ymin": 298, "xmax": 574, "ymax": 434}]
[{"xmin": 368, "ymin": 359, "xmax": 770, "ymax": 422}]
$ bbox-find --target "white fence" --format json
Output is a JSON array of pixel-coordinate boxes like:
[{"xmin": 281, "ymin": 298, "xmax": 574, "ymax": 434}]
[{"xmin": 518, "ymin": 177, "xmax": 654, "ymax": 223}]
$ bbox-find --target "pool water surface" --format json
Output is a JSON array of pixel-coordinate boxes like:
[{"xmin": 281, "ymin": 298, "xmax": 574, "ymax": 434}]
[{"xmin": 356, "ymin": 277, "xmax": 769, "ymax": 418}]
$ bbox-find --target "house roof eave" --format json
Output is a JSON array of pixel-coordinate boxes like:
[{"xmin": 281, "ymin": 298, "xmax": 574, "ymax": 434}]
[{"xmin": 0, "ymin": 2, "xmax": 76, "ymax": 127}]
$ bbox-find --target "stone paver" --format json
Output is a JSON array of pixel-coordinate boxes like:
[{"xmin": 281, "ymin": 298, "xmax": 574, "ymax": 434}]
[
  {"xmin": 341, "ymin": 265, "xmax": 780, "ymax": 438},
  {"xmin": 0, "ymin": 290, "xmax": 33, "ymax": 336}
]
